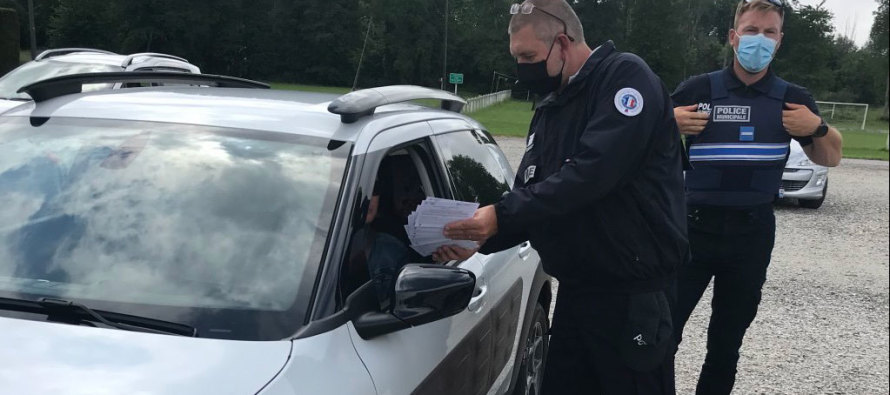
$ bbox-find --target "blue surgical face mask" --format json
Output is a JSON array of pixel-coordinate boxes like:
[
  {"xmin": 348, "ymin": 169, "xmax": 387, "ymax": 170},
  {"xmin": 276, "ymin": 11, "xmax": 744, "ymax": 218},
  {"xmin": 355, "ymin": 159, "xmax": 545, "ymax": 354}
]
[{"xmin": 735, "ymin": 33, "xmax": 777, "ymax": 73}]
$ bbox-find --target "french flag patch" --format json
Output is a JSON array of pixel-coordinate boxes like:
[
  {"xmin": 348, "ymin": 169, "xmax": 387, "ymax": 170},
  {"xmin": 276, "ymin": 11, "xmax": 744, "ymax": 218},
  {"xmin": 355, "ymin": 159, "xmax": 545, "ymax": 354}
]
[{"xmin": 739, "ymin": 126, "xmax": 755, "ymax": 142}]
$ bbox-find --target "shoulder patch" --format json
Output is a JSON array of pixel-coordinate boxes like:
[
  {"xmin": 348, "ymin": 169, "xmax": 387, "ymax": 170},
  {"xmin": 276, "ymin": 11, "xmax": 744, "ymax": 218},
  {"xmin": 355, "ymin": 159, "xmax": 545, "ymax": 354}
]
[{"xmin": 614, "ymin": 87, "xmax": 644, "ymax": 117}]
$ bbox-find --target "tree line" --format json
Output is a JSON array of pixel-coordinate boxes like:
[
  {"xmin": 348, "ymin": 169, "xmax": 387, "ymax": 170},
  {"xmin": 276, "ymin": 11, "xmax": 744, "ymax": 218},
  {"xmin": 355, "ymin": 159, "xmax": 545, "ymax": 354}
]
[{"xmin": 1, "ymin": 0, "xmax": 888, "ymax": 113}]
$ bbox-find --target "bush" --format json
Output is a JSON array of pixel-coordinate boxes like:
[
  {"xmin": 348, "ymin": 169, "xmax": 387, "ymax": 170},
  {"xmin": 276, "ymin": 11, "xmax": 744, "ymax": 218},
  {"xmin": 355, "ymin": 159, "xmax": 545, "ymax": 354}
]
[{"xmin": 0, "ymin": 7, "xmax": 20, "ymax": 75}]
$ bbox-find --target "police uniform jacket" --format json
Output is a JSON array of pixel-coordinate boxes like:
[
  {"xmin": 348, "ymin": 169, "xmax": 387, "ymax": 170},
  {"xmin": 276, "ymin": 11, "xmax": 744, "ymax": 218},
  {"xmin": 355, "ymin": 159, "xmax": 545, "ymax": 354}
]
[{"xmin": 481, "ymin": 41, "xmax": 688, "ymax": 293}]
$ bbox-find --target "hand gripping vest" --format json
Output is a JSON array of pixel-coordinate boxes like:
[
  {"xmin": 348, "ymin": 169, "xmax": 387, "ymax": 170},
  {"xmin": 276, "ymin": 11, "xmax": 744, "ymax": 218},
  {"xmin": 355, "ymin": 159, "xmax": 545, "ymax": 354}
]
[{"xmin": 685, "ymin": 70, "xmax": 791, "ymax": 207}]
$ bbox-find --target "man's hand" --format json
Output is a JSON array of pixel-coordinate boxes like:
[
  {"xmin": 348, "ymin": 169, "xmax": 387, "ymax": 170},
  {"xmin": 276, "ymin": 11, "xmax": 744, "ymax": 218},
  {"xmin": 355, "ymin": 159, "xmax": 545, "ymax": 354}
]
[
  {"xmin": 432, "ymin": 245, "xmax": 478, "ymax": 263},
  {"xmin": 443, "ymin": 205, "xmax": 498, "ymax": 243},
  {"xmin": 783, "ymin": 103, "xmax": 822, "ymax": 137},
  {"xmin": 674, "ymin": 104, "xmax": 710, "ymax": 135}
]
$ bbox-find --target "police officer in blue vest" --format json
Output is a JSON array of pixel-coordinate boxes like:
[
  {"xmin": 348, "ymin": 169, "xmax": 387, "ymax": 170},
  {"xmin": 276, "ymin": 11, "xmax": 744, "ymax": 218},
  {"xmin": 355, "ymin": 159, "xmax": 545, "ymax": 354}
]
[{"xmin": 670, "ymin": 1, "xmax": 842, "ymax": 393}]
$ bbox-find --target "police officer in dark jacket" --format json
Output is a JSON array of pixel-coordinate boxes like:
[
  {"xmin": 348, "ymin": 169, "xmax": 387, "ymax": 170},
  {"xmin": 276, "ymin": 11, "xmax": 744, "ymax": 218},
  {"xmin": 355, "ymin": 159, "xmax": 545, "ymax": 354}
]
[
  {"xmin": 670, "ymin": 1, "xmax": 843, "ymax": 394},
  {"xmin": 440, "ymin": 1, "xmax": 688, "ymax": 393}
]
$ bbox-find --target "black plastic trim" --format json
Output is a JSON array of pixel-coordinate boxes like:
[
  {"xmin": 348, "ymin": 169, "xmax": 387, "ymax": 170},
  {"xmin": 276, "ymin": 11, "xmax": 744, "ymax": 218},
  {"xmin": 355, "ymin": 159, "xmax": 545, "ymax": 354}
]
[{"xmin": 18, "ymin": 72, "xmax": 270, "ymax": 102}]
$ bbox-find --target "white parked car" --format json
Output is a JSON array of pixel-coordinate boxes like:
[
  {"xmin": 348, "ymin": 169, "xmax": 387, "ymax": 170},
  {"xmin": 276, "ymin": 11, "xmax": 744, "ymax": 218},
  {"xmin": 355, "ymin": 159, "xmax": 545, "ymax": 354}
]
[
  {"xmin": 0, "ymin": 48, "xmax": 199, "ymax": 113},
  {"xmin": 781, "ymin": 139, "xmax": 829, "ymax": 209},
  {"xmin": 0, "ymin": 74, "xmax": 552, "ymax": 395}
]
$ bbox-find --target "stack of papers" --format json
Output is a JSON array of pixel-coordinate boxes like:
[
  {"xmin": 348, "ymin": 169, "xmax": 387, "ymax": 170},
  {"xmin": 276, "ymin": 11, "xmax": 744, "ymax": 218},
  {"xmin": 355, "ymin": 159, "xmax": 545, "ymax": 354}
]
[{"xmin": 405, "ymin": 197, "xmax": 480, "ymax": 256}]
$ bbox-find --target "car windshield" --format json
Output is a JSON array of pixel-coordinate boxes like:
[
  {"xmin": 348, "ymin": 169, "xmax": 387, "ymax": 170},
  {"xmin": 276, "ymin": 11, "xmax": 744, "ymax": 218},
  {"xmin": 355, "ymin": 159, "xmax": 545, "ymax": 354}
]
[
  {"xmin": 0, "ymin": 61, "xmax": 121, "ymax": 100},
  {"xmin": 0, "ymin": 117, "xmax": 349, "ymax": 340}
]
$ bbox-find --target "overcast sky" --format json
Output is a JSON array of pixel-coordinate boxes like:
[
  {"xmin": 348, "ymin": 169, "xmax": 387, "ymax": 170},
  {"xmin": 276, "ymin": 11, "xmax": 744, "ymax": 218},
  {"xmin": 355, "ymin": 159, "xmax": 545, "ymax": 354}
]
[{"xmin": 799, "ymin": 0, "xmax": 882, "ymax": 47}]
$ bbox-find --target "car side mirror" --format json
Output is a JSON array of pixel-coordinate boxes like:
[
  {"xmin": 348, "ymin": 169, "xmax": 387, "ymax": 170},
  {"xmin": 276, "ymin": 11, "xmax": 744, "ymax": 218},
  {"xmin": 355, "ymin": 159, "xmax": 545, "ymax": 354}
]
[{"xmin": 352, "ymin": 264, "xmax": 475, "ymax": 340}]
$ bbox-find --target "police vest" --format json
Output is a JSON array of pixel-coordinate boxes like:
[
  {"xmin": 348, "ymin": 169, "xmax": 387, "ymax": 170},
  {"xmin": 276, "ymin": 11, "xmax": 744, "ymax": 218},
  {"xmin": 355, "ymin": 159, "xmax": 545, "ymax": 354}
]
[{"xmin": 685, "ymin": 70, "xmax": 791, "ymax": 207}]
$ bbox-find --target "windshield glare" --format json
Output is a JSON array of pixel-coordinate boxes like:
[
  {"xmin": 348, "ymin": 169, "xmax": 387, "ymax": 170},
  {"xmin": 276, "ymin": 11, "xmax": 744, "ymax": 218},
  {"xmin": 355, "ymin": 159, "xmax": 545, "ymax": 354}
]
[
  {"xmin": 0, "ymin": 61, "xmax": 121, "ymax": 100},
  {"xmin": 0, "ymin": 117, "xmax": 348, "ymax": 339}
]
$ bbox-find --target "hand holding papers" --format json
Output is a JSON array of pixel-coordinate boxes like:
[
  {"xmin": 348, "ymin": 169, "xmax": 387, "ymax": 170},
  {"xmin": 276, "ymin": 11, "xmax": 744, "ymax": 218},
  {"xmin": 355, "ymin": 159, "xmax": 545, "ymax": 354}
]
[{"xmin": 405, "ymin": 197, "xmax": 479, "ymax": 256}]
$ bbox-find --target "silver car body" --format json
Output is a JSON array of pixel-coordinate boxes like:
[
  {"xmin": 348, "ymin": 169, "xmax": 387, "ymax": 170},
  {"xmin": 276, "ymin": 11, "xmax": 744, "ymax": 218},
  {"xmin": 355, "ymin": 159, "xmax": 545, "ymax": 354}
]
[
  {"xmin": 0, "ymin": 85, "xmax": 549, "ymax": 395},
  {"xmin": 0, "ymin": 49, "xmax": 200, "ymax": 113},
  {"xmin": 781, "ymin": 139, "xmax": 829, "ymax": 201}
]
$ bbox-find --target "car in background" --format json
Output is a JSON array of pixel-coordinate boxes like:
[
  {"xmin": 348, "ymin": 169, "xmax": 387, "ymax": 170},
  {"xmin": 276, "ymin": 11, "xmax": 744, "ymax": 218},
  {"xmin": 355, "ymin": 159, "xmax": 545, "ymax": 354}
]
[
  {"xmin": 0, "ymin": 48, "xmax": 199, "ymax": 112},
  {"xmin": 781, "ymin": 139, "xmax": 830, "ymax": 209},
  {"xmin": 0, "ymin": 73, "xmax": 551, "ymax": 395}
]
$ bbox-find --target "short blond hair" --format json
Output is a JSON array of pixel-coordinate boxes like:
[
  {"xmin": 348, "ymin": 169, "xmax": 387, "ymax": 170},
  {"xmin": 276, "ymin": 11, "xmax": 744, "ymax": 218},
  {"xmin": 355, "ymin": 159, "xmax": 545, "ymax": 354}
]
[
  {"xmin": 508, "ymin": 0, "xmax": 585, "ymax": 44},
  {"xmin": 734, "ymin": 0, "xmax": 784, "ymax": 28}
]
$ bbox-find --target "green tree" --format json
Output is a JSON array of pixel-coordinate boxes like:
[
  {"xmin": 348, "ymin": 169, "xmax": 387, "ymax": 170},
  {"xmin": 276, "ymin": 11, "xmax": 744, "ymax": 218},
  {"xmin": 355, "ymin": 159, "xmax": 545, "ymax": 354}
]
[
  {"xmin": 867, "ymin": 0, "xmax": 888, "ymax": 119},
  {"xmin": 46, "ymin": 0, "xmax": 116, "ymax": 50},
  {"xmin": 772, "ymin": 4, "xmax": 836, "ymax": 97}
]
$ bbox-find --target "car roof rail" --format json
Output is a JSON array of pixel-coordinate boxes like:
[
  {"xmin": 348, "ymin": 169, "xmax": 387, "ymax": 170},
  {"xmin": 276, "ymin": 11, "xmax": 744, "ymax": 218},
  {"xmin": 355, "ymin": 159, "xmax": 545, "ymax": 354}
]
[
  {"xmin": 328, "ymin": 85, "xmax": 466, "ymax": 123},
  {"xmin": 18, "ymin": 71, "xmax": 270, "ymax": 102},
  {"xmin": 35, "ymin": 48, "xmax": 118, "ymax": 61},
  {"xmin": 122, "ymin": 52, "xmax": 189, "ymax": 68}
]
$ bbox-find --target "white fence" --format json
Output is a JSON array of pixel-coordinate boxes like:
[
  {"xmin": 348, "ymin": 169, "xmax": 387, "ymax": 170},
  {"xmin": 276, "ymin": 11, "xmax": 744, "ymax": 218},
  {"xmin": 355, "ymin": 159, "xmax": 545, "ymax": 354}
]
[{"xmin": 464, "ymin": 90, "xmax": 511, "ymax": 113}]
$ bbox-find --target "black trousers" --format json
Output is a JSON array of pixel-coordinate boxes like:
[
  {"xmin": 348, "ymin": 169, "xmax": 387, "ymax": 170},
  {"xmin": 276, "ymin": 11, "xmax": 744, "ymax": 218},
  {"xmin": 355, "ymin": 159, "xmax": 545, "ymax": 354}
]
[
  {"xmin": 542, "ymin": 290, "xmax": 676, "ymax": 394},
  {"xmin": 672, "ymin": 204, "xmax": 776, "ymax": 395}
]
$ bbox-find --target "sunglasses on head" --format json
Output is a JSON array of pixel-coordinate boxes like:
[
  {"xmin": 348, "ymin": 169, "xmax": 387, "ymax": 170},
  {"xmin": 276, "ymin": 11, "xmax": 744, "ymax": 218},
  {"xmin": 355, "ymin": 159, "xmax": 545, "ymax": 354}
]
[
  {"xmin": 746, "ymin": 0, "xmax": 784, "ymax": 9},
  {"xmin": 510, "ymin": 2, "xmax": 576, "ymax": 42}
]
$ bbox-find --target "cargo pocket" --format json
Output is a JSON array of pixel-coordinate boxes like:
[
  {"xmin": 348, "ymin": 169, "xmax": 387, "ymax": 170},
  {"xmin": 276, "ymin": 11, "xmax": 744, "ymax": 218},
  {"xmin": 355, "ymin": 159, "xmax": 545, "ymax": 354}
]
[{"xmin": 618, "ymin": 291, "xmax": 674, "ymax": 372}]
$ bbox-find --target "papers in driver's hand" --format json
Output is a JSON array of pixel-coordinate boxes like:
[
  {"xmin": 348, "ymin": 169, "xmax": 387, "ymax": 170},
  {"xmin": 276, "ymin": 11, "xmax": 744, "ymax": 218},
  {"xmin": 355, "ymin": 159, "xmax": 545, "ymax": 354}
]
[{"xmin": 405, "ymin": 197, "xmax": 479, "ymax": 256}]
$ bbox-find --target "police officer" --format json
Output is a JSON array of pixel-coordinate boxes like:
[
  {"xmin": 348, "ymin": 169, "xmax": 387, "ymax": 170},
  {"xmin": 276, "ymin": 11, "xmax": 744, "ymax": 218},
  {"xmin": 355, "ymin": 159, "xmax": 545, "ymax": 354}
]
[
  {"xmin": 440, "ymin": 1, "xmax": 688, "ymax": 393},
  {"xmin": 671, "ymin": 1, "xmax": 843, "ymax": 393}
]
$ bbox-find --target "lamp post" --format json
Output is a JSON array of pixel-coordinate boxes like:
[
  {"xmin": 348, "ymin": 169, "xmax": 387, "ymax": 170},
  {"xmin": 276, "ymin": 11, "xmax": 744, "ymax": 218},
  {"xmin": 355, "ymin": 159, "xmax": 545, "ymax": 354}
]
[
  {"xmin": 441, "ymin": 0, "xmax": 448, "ymax": 91},
  {"xmin": 28, "ymin": 0, "xmax": 37, "ymax": 59}
]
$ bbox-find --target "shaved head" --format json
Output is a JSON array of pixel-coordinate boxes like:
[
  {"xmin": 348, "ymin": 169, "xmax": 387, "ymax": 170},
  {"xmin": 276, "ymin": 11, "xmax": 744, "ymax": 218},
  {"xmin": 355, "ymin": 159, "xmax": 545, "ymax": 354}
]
[{"xmin": 508, "ymin": 0, "xmax": 585, "ymax": 45}]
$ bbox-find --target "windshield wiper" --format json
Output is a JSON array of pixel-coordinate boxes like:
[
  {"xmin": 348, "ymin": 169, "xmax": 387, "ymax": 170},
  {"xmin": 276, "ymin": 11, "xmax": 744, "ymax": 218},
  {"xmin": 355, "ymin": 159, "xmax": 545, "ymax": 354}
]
[{"xmin": 0, "ymin": 296, "xmax": 198, "ymax": 337}]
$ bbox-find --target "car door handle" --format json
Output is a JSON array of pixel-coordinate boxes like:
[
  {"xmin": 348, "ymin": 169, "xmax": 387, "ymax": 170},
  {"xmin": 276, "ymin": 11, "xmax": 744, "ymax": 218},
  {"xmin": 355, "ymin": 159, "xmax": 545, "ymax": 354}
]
[
  {"xmin": 518, "ymin": 242, "xmax": 532, "ymax": 260},
  {"xmin": 467, "ymin": 285, "xmax": 488, "ymax": 312}
]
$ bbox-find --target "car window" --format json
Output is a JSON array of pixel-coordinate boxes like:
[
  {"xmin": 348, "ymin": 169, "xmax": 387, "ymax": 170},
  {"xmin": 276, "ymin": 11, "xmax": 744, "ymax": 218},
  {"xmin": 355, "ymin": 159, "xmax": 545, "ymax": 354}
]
[
  {"xmin": 436, "ymin": 130, "xmax": 511, "ymax": 205},
  {"xmin": 0, "ymin": 61, "xmax": 120, "ymax": 100},
  {"xmin": 0, "ymin": 117, "xmax": 349, "ymax": 340},
  {"xmin": 342, "ymin": 143, "xmax": 443, "ymax": 308}
]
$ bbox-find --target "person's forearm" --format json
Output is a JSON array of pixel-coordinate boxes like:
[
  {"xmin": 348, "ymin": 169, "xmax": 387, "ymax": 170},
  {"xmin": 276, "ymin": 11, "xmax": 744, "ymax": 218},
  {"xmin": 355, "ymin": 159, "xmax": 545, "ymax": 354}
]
[{"xmin": 804, "ymin": 126, "xmax": 843, "ymax": 167}]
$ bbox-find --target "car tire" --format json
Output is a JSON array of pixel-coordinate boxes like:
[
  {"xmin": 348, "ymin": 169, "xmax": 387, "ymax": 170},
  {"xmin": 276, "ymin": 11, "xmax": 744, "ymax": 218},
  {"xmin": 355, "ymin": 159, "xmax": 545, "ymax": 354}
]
[
  {"xmin": 512, "ymin": 302, "xmax": 549, "ymax": 395},
  {"xmin": 800, "ymin": 180, "xmax": 828, "ymax": 209}
]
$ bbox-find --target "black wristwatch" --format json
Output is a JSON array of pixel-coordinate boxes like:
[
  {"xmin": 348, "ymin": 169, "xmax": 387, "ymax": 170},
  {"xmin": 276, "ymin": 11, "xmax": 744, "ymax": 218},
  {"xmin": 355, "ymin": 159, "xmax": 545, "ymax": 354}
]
[{"xmin": 811, "ymin": 118, "xmax": 829, "ymax": 138}]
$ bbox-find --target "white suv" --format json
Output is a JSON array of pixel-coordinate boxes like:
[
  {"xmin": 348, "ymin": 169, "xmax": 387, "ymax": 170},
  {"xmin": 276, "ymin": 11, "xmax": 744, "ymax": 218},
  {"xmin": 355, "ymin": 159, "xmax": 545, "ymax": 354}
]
[
  {"xmin": 0, "ymin": 48, "xmax": 200, "ymax": 112},
  {"xmin": 0, "ymin": 74, "xmax": 551, "ymax": 395}
]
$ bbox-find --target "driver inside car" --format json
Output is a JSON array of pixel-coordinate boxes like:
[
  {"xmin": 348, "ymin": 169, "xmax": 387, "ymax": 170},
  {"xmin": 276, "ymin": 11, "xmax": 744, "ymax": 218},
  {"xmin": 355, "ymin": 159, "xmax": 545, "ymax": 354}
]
[{"xmin": 344, "ymin": 155, "xmax": 474, "ymax": 310}]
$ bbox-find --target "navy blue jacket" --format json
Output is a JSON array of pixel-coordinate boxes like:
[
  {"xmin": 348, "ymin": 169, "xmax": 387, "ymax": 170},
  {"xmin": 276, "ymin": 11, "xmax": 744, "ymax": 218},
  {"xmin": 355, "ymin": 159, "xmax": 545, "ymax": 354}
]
[{"xmin": 481, "ymin": 42, "xmax": 688, "ymax": 293}]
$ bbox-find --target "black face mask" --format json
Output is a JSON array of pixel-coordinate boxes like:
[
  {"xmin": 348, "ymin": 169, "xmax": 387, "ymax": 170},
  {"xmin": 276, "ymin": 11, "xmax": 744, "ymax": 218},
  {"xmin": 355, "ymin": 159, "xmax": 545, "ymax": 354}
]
[{"xmin": 517, "ymin": 39, "xmax": 565, "ymax": 95}]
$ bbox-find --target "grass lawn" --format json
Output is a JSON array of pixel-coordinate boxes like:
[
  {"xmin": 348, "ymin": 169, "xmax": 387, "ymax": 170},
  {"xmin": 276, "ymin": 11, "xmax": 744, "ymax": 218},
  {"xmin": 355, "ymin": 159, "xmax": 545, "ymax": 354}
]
[
  {"xmin": 838, "ymin": 131, "xmax": 889, "ymax": 161},
  {"xmin": 469, "ymin": 99, "xmax": 534, "ymax": 137},
  {"xmin": 830, "ymin": 107, "xmax": 889, "ymax": 161},
  {"xmin": 473, "ymin": 99, "xmax": 889, "ymax": 160},
  {"xmin": 264, "ymin": 84, "xmax": 890, "ymax": 161}
]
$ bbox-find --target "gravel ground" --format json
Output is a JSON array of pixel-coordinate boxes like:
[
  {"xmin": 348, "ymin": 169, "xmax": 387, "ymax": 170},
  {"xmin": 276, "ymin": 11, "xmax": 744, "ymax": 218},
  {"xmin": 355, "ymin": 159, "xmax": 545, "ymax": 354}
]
[{"xmin": 494, "ymin": 136, "xmax": 889, "ymax": 394}]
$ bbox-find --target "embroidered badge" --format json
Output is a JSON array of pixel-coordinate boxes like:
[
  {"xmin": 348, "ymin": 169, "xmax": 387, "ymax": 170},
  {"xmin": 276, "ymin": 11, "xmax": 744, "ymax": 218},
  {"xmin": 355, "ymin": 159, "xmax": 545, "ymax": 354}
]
[
  {"xmin": 614, "ymin": 87, "xmax": 644, "ymax": 117},
  {"xmin": 523, "ymin": 165, "xmax": 537, "ymax": 184},
  {"xmin": 713, "ymin": 105, "xmax": 751, "ymax": 122}
]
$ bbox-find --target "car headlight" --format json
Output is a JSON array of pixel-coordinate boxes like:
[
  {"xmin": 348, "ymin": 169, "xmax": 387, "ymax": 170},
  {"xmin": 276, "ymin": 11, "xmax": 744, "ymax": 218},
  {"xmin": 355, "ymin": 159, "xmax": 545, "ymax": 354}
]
[
  {"xmin": 815, "ymin": 173, "xmax": 827, "ymax": 187},
  {"xmin": 798, "ymin": 158, "xmax": 813, "ymax": 166}
]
